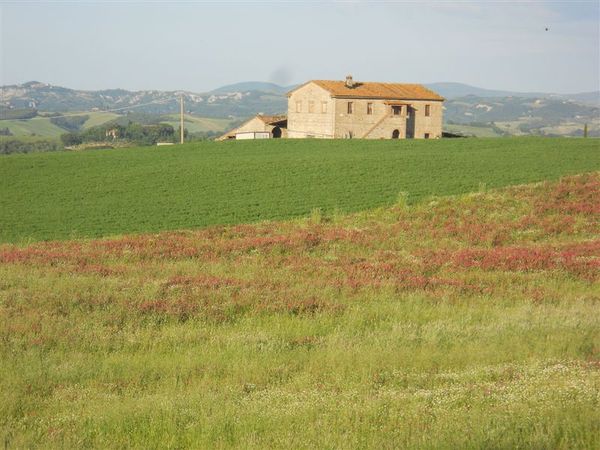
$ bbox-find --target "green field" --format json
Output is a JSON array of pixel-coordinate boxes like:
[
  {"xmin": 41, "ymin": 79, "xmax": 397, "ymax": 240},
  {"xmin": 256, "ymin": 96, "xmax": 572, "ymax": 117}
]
[
  {"xmin": 444, "ymin": 123, "xmax": 504, "ymax": 137},
  {"xmin": 0, "ymin": 117, "xmax": 67, "ymax": 137},
  {"xmin": 164, "ymin": 114, "xmax": 236, "ymax": 134},
  {"xmin": 1, "ymin": 173, "xmax": 599, "ymax": 448},
  {"xmin": 1, "ymin": 112, "xmax": 234, "ymax": 139},
  {"xmin": 1, "ymin": 137, "xmax": 599, "ymax": 243},
  {"xmin": 0, "ymin": 112, "xmax": 118, "ymax": 138}
]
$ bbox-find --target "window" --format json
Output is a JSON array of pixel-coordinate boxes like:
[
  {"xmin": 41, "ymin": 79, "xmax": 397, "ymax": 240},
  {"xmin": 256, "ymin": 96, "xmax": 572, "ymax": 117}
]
[
  {"xmin": 424, "ymin": 133, "xmax": 430, "ymax": 139},
  {"xmin": 347, "ymin": 102, "xmax": 353, "ymax": 114},
  {"xmin": 308, "ymin": 100, "xmax": 314, "ymax": 113},
  {"xmin": 367, "ymin": 103, "xmax": 373, "ymax": 115},
  {"xmin": 296, "ymin": 101, "xmax": 302, "ymax": 113},
  {"xmin": 321, "ymin": 102, "xmax": 327, "ymax": 113},
  {"xmin": 392, "ymin": 105, "xmax": 402, "ymax": 116},
  {"xmin": 425, "ymin": 104, "xmax": 431, "ymax": 117}
]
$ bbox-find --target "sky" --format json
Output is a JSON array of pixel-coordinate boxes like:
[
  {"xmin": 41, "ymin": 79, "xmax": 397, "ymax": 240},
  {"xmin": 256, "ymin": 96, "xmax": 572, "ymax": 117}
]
[{"xmin": 1, "ymin": 1, "xmax": 599, "ymax": 94}]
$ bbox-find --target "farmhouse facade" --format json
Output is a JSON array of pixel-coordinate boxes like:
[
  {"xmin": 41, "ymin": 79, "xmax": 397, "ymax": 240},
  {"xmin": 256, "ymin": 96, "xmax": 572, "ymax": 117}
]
[
  {"xmin": 218, "ymin": 76, "xmax": 444, "ymax": 140},
  {"xmin": 288, "ymin": 76, "xmax": 444, "ymax": 139}
]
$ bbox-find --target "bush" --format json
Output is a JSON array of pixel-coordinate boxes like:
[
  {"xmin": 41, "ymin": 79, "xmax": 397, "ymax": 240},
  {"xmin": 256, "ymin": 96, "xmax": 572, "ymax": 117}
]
[
  {"xmin": 51, "ymin": 115, "xmax": 89, "ymax": 132},
  {"xmin": 0, "ymin": 139, "xmax": 62, "ymax": 155},
  {"xmin": 0, "ymin": 108, "xmax": 38, "ymax": 120},
  {"xmin": 61, "ymin": 133, "xmax": 83, "ymax": 146}
]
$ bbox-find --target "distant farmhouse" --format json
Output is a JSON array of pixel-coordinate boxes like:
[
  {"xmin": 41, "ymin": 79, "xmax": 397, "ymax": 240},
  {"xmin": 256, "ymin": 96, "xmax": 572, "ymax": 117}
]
[{"xmin": 218, "ymin": 75, "xmax": 444, "ymax": 140}]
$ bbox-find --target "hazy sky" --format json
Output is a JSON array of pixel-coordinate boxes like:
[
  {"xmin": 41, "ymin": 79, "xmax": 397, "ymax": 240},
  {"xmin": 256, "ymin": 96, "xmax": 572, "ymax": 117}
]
[{"xmin": 1, "ymin": 1, "xmax": 599, "ymax": 93}]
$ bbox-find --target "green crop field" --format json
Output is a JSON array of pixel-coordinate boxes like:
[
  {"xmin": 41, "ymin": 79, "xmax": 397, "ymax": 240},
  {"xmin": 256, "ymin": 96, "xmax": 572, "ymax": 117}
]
[
  {"xmin": 163, "ymin": 114, "xmax": 236, "ymax": 133},
  {"xmin": 1, "ymin": 137, "xmax": 599, "ymax": 243},
  {"xmin": 0, "ymin": 117, "xmax": 67, "ymax": 137},
  {"xmin": 0, "ymin": 112, "xmax": 119, "ymax": 138},
  {"xmin": 1, "ymin": 173, "xmax": 599, "ymax": 448},
  {"xmin": 81, "ymin": 112, "xmax": 121, "ymax": 129},
  {"xmin": 1, "ymin": 112, "xmax": 233, "ymax": 139},
  {"xmin": 444, "ymin": 123, "xmax": 504, "ymax": 137}
]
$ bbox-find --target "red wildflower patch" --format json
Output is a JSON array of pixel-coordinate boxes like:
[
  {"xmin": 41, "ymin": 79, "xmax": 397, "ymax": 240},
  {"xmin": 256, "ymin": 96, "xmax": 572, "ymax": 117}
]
[{"xmin": 449, "ymin": 240, "xmax": 599, "ymax": 280}]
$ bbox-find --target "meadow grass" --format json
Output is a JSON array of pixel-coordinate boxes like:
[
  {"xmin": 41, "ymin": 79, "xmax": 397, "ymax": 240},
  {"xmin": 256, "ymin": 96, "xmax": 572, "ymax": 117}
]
[
  {"xmin": 1, "ymin": 173, "xmax": 598, "ymax": 448},
  {"xmin": 163, "ymin": 114, "xmax": 236, "ymax": 134},
  {"xmin": 1, "ymin": 137, "xmax": 599, "ymax": 243},
  {"xmin": 0, "ymin": 117, "xmax": 66, "ymax": 137}
]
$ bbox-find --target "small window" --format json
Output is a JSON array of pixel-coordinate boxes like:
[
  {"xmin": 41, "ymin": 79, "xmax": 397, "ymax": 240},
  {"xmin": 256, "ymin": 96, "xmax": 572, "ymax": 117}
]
[
  {"xmin": 367, "ymin": 103, "xmax": 373, "ymax": 115},
  {"xmin": 392, "ymin": 105, "xmax": 402, "ymax": 116},
  {"xmin": 347, "ymin": 102, "xmax": 353, "ymax": 114},
  {"xmin": 296, "ymin": 101, "xmax": 302, "ymax": 113},
  {"xmin": 321, "ymin": 102, "xmax": 327, "ymax": 113},
  {"xmin": 424, "ymin": 133, "xmax": 430, "ymax": 139},
  {"xmin": 425, "ymin": 105, "xmax": 431, "ymax": 117},
  {"xmin": 308, "ymin": 100, "xmax": 314, "ymax": 113}
]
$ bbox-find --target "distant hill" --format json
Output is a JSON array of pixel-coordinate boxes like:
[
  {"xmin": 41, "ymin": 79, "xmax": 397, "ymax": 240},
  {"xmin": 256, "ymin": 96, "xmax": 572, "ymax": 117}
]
[
  {"xmin": 426, "ymin": 82, "xmax": 600, "ymax": 105},
  {"xmin": 210, "ymin": 81, "xmax": 295, "ymax": 95},
  {"xmin": 1, "ymin": 80, "xmax": 598, "ymax": 137},
  {"xmin": 0, "ymin": 81, "xmax": 287, "ymax": 117}
]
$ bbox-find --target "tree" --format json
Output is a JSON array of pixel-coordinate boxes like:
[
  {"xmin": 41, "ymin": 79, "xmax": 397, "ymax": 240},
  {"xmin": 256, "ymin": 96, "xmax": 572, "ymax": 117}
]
[{"xmin": 60, "ymin": 132, "xmax": 82, "ymax": 146}]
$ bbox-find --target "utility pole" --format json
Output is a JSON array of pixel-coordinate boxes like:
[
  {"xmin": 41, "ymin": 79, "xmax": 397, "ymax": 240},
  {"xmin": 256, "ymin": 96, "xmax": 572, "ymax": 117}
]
[{"xmin": 180, "ymin": 94, "xmax": 184, "ymax": 144}]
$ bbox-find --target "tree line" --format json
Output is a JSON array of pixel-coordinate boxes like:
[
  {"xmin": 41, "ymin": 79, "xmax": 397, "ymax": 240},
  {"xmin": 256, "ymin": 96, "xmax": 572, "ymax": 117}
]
[{"xmin": 61, "ymin": 121, "xmax": 183, "ymax": 147}]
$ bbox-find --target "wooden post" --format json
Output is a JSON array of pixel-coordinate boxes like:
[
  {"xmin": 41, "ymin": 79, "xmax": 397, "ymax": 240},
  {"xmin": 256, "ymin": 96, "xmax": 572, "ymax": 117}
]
[{"xmin": 180, "ymin": 95, "xmax": 184, "ymax": 144}]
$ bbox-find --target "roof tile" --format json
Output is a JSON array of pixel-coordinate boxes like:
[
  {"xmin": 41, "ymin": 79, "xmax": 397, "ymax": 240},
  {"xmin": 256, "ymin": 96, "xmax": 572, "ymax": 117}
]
[{"xmin": 293, "ymin": 80, "xmax": 444, "ymax": 101}]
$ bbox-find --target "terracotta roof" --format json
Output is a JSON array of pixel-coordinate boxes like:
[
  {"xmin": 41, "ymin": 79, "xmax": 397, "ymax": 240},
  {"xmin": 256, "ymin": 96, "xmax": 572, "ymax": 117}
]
[
  {"xmin": 256, "ymin": 114, "xmax": 287, "ymax": 125},
  {"xmin": 289, "ymin": 80, "xmax": 444, "ymax": 101}
]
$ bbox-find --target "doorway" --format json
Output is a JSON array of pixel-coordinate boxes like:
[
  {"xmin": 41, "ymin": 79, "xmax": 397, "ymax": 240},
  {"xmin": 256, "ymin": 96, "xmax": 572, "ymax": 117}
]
[
  {"xmin": 272, "ymin": 126, "xmax": 282, "ymax": 138},
  {"xmin": 406, "ymin": 106, "xmax": 415, "ymax": 139},
  {"xmin": 392, "ymin": 129, "xmax": 400, "ymax": 139}
]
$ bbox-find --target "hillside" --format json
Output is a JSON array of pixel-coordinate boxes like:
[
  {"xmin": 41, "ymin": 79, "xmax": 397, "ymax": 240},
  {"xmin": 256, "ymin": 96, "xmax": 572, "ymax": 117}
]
[
  {"xmin": 427, "ymin": 82, "xmax": 600, "ymax": 104},
  {"xmin": 1, "ymin": 81, "xmax": 287, "ymax": 117},
  {"xmin": 2, "ymin": 81, "xmax": 597, "ymax": 137},
  {"xmin": 1, "ymin": 173, "xmax": 598, "ymax": 448},
  {"xmin": 0, "ymin": 110, "xmax": 237, "ymax": 139},
  {"xmin": 1, "ymin": 138, "xmax": 599, "ymax": 243}
]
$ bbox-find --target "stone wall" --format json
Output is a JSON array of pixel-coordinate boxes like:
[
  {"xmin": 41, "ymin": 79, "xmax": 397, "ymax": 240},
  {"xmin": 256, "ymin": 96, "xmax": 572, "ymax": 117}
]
[
  {"xmin": 334, "ymin": 98, "xmax": 443, "ymax": 139},
  {"xmin": 287, "ymin": 83, "xmax": 335, "ymax": 138}
]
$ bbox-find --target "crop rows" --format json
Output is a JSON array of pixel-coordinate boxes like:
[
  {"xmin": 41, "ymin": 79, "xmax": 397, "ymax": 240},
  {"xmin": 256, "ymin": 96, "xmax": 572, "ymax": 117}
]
[{"xmin": 1, "ymin": 137, "xmax": 599, "ymax": 243}]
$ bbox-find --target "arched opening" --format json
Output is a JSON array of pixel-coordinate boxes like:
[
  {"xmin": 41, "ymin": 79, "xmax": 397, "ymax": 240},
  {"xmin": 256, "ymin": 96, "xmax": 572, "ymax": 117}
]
[
  {"xmin": 272, "ymin": 126, "xmax": 282, "ymax": 138},
  {"xmin": 392, "ymin": 129, "xmax": 400, "ymax": 139}
]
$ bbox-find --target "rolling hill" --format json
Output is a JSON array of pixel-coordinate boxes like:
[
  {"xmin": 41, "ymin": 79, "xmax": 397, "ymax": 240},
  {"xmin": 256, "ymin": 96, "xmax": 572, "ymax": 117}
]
[{"xmin": 2, "ymin": 81, "xmax": 598, "ymax": 137}]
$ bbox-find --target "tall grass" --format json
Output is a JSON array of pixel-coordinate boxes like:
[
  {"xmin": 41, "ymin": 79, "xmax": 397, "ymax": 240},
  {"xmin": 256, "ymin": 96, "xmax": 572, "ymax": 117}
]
[{"xmin": 1, "ymin": 174, "xmax": 599, "ymax": 448}]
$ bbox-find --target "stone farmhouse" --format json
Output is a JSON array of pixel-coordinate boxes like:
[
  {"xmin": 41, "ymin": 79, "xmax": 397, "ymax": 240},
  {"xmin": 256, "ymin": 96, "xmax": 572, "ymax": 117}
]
[{"xmin": 218, "ymin": 76, "xmax": 444, "ymax": 140}]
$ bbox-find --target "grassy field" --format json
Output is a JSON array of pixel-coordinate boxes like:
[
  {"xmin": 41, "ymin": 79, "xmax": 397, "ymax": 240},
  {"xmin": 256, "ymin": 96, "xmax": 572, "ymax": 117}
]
[
  {"xmin": 163, "ymin": 114, "xmax": 236, "ymax": 134},
  {"xmin": 1, "ymin": 137, "xmax": 599, "ymax": 243},
  {"xmin": 1, "ymin": 112, "xmax": 234, "ymax": 138},
  {"xmin": 0, "ymin": 117, "xmax": 67, "ymax": 137},
  {"xmin": 0, "ymin": 112, "xmax": 118, "ymax": 138},
  {"xmin": 81, "ymin": 112, "xmax": 121, "ymax": 129},
  {"xmin": 1, "ymin": 173, "xmax": 598, "ymax": 448},
  {"xmin": 443, "ymin": 123, "xmax": 503, "ymax": 137}
]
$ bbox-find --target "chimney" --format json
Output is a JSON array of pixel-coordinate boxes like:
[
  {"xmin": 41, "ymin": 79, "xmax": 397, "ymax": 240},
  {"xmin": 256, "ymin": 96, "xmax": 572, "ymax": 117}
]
[{"xmin": 345, "ymin": 74, "xmax": 354, "ymax": 88}]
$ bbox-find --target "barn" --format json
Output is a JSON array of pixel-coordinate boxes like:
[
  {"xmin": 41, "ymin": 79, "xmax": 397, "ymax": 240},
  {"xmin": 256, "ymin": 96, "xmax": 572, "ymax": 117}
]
[{"xmin": 217, "ymin": 114, "xmax": 287, "ymax": 140}]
